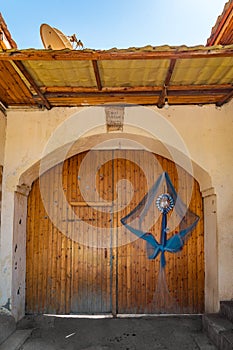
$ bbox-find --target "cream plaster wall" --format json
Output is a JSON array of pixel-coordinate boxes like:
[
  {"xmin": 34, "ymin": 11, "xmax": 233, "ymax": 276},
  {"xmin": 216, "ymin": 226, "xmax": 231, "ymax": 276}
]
[
  {"xmin": 0, "ymin": 111, "xmax": 6, "ymax": 276},
  {"xmin": 159, "ymin": 101, "xmax": 233, "ymax": 301},
  {"xmin": 0, "ymin": 101, "xmax": 232, "ymax": 318},
  {"xmin": 0, "ymin": 111, "xmax": 6, "ymax": 166}
]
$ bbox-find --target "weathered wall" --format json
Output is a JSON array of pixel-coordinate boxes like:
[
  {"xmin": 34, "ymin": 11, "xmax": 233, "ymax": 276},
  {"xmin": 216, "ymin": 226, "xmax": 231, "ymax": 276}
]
[
  {"xmin": 0, "ymin": 111, "xmax": 6, "ymax": 250},
  {"xmin": 0, "ymin": 102, "xmax": 232, "ymax": 318},
  {"xmin": 160, "ymin": 101, "xmax": 233, "ymax": 302},
  {"xmin": 0, "ymin": 111, "xmax": 6, "ymax": 166}
]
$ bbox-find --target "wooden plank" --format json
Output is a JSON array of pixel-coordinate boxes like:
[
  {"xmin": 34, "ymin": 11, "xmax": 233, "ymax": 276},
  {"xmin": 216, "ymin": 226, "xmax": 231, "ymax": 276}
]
[
  {"xmin": 49, "ymin": 165, "xmax": 58, "ymax": 313},
  {"xmin": 89, "ymin": 152, "xmax": 96, "ymax": 313},
  {"xmin": 118, "ymin": 153, "xmax": 127, "ymax": 313},
  {"xmin": 130, "ymin": 151, "xmax": 137, "ymax": 313},
  {"xmin": 0, "ymin": 61, "xmax": 34, "ymax": 103},
  {"xmin": 32, "ymin": 180, "xmax": 40, "ymax": 313},
  {"xmin": 39, "ymin": 93, "xmax": 226, "ymax": 107},
  {"xmin": 55, "ymin": 165, "xmax": 63, "ymax": 313},
  {"xmin": 92, "ymin": 60, "xmax": 102, "ymax": 90},
  {"xmin": 197, "ymin": 184, "xmax": 204, "ymax": 313},
  {"xmin": 83, "ymin": 152, "xmax": 92, "ymax": 313},
  {"xmin": 103, "ymin": 152, "xmax": 111, "ymax": 312},
  {"xmin": 146, "ymin": 153, "xmax": 157, "ymax": 313},
  {"xmin": 186, "ymin": 172, "xmax": 194, "ymax": 313},
  {"xmin": 70, "ymin": 201, "xmax": 112, "ymax": 207},
  {"xmin": 59, "ymin": 160, "xmax": 68, "ymax": 313},
  {"xmin": 12, "ymin": 61, "xmax": 51, "ymax": 109},
  {"xmin": 137, "ymin": 150, "xmax": 146, "ymax": 313},
  {"xmin": 43, "ymin": 87, "xmax": 232, "ymax": 99},
  {"xmin": 191, "ymin": 175, "xmax": 198, "ymax": 313},
  {"xmin": 26, "ymin": 183, "xmax": 34, "ymax": 313},
  {"xmin": 73, "ymin": 155, "xmax": 88, "ymax": 312},
  {"xmin": 46, "ymin": 170, "xmax": 54, "ymax": 313},
  {"xmin": 68, "ymin": 156, "xmax": 76, "ymax": 314},
  {"xmin": 41, "ymin": 83, "xmax": 233, "ymax": 94},
  {"xmin": 0, "ymin": 47, "xmax": 232, "ymax": 61},
  {"xmin": 40, "ymin": 172, "xmax": 49, "ymax": 313},
  {"xmin": 63, "ymin": 159, "xmax": 72, "ymax": 314},
  {"xmin": 111, "ymin": 150, "xmax": 118, "ymax": 315},
  {"xmin": 179, "ymin": 166, "xmax": 188, "ymax": 313},
  {"xmin": 216, "ymin": 88, "xmax": 233, "ymax": 106}
]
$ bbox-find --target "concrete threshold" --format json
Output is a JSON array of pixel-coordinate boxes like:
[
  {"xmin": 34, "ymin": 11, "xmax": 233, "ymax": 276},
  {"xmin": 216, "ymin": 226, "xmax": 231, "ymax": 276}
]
[
  {"xmin": 44, "ymin": 313, "xmax": 114, "ymax": 319},
  {"xmin": 0, "ymin": 329, "xmax": 33, "ymax": 350},
  {"xmin": 44, "ymin": 313, "xmax": 202, "ymax": 319}
]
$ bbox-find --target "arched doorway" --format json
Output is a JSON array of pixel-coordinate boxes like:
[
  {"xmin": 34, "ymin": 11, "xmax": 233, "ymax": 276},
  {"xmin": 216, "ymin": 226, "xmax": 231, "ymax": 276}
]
[{"xmin": 26, "ymin": 149, "xmax": 204, "ymax": 315}]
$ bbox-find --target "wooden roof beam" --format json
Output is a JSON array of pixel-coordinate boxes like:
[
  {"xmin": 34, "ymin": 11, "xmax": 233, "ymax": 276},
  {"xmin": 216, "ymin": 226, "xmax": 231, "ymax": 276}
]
[
  {"xmin": 13, "ymin": 61, "xmax": 51, "ymax": 109},
  {"xmin": 216, "ymin": 87, "xmax": 233, "ymax": 106},
  {"xmin": 158, "ymin": 59, "xmax": 176, "ymax": 108},
  {"xmin": 0, "ymin": 47, "xmax": 232, "ymax": 61},
  {"xmin": 42, "ymin": 88, "xmax": 231, "ymax": 99},
  {"xmin": 0, "ymin": 100, "xmax": 7, "ymax": 115},
  {"xmin": 92, "ymin": 60, "xmax": 102, "ymax": 90},
  {"xmin": 40, "ymin": 83, "xmax": 232, "ymax": 94}
]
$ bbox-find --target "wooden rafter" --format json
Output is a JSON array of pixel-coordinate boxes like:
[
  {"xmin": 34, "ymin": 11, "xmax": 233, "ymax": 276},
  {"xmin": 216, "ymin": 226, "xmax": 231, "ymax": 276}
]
[
  {"xmin": 216, "ymin": 88, "xmax": 233, "ymax": 106},
  {"xmin": 92, "ymin": 60, "xmax": 102, "ymax": 90},
  {"xmin": 158, "ymin": 59, "xmax": 176, "ymax": 107},
  {"xmin": 13, "ymin": 61, "xmax": 51, "ymax": 109}
]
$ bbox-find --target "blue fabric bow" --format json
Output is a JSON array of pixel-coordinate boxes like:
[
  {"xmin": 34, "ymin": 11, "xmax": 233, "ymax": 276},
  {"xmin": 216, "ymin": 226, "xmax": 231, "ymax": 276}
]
[{"xmin": 121, "ymin": 172, "xmax": 199, "ymax": 268}]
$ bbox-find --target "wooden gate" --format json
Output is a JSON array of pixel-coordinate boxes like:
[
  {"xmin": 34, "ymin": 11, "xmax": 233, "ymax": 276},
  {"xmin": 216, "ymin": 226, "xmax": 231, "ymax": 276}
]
[{"xmin": 26, "ymin": 150, "xmax": 204, "ymax": 315}]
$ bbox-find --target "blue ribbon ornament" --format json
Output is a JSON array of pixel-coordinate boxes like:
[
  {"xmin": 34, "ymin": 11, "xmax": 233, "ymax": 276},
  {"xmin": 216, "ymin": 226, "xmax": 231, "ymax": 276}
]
[{"xmin": 121, "ymin": 172, "xmax": 200, "ymax": 268}]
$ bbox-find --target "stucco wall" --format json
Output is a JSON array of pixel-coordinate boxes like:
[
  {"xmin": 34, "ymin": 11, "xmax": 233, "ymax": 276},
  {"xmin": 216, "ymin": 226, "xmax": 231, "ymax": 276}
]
[
  {"xmin": 0, "ymin": 102, "xmax": 232, "ymax": 317},
  {"xmin": 0, "ymin": 111, "xmax": 6, "ymax": 248},
  {"xmin": 160, "ymin": 101, "xmax": 233, "ymax": 302},
  {"xmin": 0, "ymin": 111, "xmax": 6, "ymax": 167}
]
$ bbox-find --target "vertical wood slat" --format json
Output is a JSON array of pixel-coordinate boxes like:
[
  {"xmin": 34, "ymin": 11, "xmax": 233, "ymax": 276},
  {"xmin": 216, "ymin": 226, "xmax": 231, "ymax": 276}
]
[
  {"xmin": 26, "ymin": 149, "xmax": 204, "ymax": 315},
  {"xmin": 33, "ymin": 180, "xmax": 40, "ymax": 313},
  {"xmin": 60, "ymin": 160, "xmax": 67, "ymax": 313},
  {"xmin": 26, "ymin": 179, "xmax": 34, "ymax": 313},
  {"xmin": 115, "ymin": 153, "xmax": 124, "ymax": 313},
  {"xmin": 40, "ymin": 171, "xmax": 48, "ymax": 313}
]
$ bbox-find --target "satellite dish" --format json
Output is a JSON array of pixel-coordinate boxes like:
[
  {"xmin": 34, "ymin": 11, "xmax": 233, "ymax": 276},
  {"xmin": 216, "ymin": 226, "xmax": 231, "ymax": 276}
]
[{"xmin": 40, "ymin": 23, "xmax": 73, "ymax": 50}]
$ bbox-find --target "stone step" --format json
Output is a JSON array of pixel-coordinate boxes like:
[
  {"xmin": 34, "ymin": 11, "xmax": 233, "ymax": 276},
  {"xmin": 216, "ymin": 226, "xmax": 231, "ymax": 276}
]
[
  {"xmin": 0, "ymin": 329, "xmax": 33, "ymax": 350},
  {"xmin": 0, "ymin": 315, "xmax": 16, "ymax": 345},
  {"xmin": 192, "ymin": 333, "xmax": 218, "ymax": 349},
  {"xmin": 220, "ymin": 301, "xmax": 233, "ymax": 323},
  {"xmin": 203, "ymin": 313, "xmax": 233, "ymax": 350}
]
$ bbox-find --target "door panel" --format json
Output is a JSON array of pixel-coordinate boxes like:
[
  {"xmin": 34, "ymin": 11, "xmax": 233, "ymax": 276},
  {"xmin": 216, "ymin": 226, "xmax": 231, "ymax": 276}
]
[
  {"xmin": 115, "ymin": 151, "xmax": 204, "ymax": 314},
  {"xmin": 26, "ymin": 150, "xmax": 204, "ymax": 314}
]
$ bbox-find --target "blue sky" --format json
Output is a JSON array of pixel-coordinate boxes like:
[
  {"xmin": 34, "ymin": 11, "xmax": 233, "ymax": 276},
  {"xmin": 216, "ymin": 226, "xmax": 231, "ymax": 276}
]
[{"xmin": 1, "ymin": 0, "xmax": 226, "ymax": 49}]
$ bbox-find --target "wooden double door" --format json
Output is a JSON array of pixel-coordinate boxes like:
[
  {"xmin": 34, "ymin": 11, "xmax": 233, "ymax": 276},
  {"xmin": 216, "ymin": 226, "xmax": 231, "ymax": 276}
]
[{"xmin": 26, "ymin": 150, "xmax": 204, "ymax": 315}]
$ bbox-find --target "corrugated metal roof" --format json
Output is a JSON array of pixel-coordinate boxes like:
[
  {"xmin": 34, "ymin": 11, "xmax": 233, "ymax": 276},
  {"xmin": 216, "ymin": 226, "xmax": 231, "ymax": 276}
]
[
  {"xmin": 171, "ymin": 56, "xmax": 233, "ymax": 85},
  {"xmin": 206, "ymin": 0, "xmax": 233, "ymax": 45},
  {"xmin": 0, "ymin": 44, "xmax": 232, "ymax": 109},
  {"xmin": 98, "ymin": 59, "xmax": 171, "ymax": 87},
  {"xmin": 23, "ymin": 60, "xmax": 97, "ymax": 87}
]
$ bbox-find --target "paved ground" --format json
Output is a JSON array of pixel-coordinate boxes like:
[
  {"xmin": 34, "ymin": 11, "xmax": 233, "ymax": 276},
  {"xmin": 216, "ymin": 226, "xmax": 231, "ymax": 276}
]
[{"xmin": 16, "ymin": 315, "xmax": 216, "ymax": 350}]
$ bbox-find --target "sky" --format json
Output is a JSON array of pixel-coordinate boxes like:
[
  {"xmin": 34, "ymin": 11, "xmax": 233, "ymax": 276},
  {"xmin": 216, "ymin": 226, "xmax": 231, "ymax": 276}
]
[{"xmin": 1, "ymin": 0, "xmax": 227, "ymax": 50}]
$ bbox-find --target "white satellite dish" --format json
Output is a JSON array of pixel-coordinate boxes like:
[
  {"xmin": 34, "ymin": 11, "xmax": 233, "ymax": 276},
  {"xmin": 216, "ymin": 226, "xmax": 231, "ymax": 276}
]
[{"xmin": 40, "ymin": 23, "xmax": 76, "ymax": 50}]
